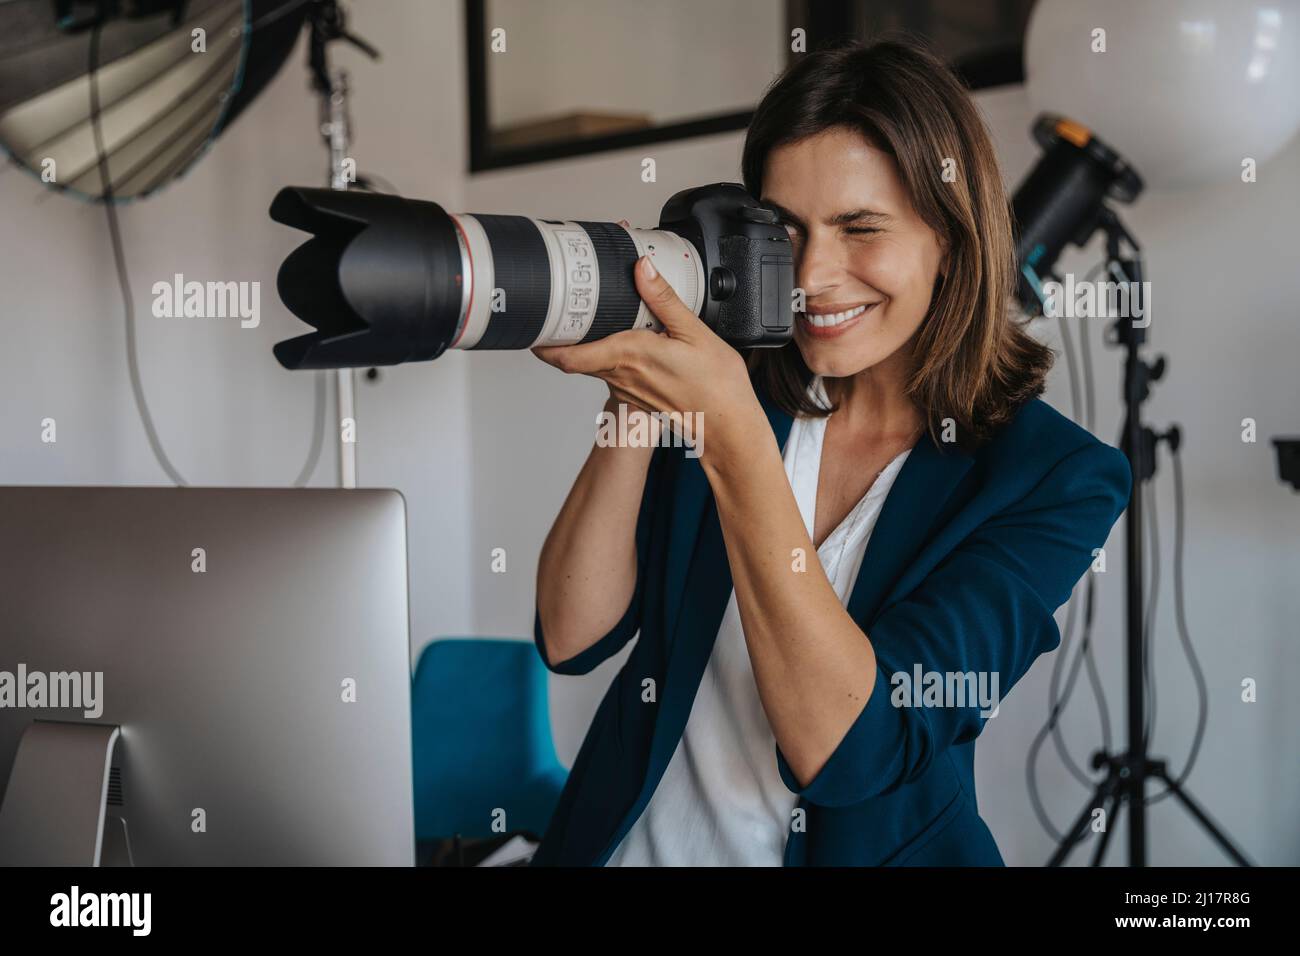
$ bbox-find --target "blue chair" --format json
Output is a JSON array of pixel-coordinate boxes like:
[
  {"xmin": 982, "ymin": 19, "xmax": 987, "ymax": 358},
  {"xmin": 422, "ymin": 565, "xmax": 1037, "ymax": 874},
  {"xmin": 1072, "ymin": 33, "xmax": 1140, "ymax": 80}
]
[{"xmin": 411, "ymin": 638, "xmax": 568, "ymax": 842}]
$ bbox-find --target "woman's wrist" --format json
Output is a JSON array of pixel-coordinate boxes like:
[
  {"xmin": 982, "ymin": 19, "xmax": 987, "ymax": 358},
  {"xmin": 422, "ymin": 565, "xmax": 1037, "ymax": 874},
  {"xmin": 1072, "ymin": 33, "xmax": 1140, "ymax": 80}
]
[{"xmin": 698, "ymin": 396, "xmax": 777, "ymax": 485}]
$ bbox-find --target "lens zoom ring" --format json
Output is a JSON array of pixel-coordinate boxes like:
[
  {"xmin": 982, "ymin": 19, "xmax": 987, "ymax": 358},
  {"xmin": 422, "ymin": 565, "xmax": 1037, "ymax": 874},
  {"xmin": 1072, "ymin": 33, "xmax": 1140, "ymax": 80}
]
[
  {"xmin": 575, "ymin": 221, "xmax": 640, "ymax": 343},
  {"xmin": 474, "ymin": 214, "xmax": 551, "ymax": 349}
]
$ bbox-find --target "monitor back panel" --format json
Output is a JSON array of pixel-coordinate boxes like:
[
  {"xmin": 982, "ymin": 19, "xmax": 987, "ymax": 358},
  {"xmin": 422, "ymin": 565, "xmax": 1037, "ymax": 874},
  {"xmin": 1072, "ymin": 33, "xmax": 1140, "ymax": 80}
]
[{"xmin": 0, "ymin": 486, "xmax": 414, "ymax": 865}]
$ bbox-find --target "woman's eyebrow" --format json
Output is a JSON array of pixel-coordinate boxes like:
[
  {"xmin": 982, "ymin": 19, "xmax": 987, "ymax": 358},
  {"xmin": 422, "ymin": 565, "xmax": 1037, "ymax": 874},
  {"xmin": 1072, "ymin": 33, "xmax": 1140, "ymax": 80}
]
[{"xmin": 762, "ymin": 200, "xmax": 891, "ymax": 227}]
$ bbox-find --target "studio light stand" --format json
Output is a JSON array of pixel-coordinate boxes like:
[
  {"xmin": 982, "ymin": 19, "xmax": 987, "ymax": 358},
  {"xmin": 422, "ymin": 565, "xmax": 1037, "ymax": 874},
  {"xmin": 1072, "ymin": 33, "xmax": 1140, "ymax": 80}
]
[
  {"xmin": 1043, "ymin": 207, "xmax": 1252, "ymax": 868},
  {"xmin": 305, "ymin": 0, "xmax": 378, "ymax": 489},
  {"xmin": 1010, "ymin": 114, "xmax": 1252, "ymax": 867}
]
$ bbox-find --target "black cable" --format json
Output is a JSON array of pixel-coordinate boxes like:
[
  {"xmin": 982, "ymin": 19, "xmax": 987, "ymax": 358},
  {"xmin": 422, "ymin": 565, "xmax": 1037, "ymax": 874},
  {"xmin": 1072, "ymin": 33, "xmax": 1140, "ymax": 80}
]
[
  {"xmin": 87, "ymin": 18, "xmax": 327, "ymax": 488},
  {"xmin": 1073, "ymin": 257, "xmax": 1108, "ymax": 433},
  {"xmin": 1027, "ymin": 576, "xmax": 1099, "ymax": 840},
  {"xmin": 292, "ymin": 371, "xmax": 327, "ymax": 486},
  {"xmin": 1055, "ymin": 310, "xmax": 1082, "ymax": 427},
  {"xmin": 1025, "ymin": 717, "xmax": 1066, "ymax": 841},
  {"xmin": 89, "ymin": 20, "xmax": 189, "ymax": 485},
  {"xmin": 1145, "ymin": 446, "xmax": 1209, "ymax": 804},
  {"xmin": 1080, "ymin": 568, "xmax": 1112, "ymax": 753},
  {"xmin": 1048, "ymin": 585, "xmax": 1093, "ymax": 783},
  {"xmin": 1079, "ymin": 283, "xmax": 1097, "ymax": 435}
]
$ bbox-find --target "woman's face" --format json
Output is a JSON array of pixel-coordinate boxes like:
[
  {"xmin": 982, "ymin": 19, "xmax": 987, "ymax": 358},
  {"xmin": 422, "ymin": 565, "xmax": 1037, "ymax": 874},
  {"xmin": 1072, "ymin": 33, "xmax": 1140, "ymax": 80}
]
[{"xmin": 761, "ymin": 125, "xmax": 946, "ymax": 380}]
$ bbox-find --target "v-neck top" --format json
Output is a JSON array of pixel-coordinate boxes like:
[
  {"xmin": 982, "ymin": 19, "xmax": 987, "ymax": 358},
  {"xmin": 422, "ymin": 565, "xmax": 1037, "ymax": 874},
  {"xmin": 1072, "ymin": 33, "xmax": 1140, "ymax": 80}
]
[{"xmin": 605, "ymin": 377, "xmax": 913, "ymax": 866}]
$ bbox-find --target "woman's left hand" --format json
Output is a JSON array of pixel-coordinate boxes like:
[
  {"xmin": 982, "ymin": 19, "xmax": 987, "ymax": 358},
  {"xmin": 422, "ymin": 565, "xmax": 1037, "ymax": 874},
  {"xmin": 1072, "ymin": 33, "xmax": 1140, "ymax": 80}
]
[{"xmin": 532, "ymin": 255, "xmax": 765, "ymax": 464}]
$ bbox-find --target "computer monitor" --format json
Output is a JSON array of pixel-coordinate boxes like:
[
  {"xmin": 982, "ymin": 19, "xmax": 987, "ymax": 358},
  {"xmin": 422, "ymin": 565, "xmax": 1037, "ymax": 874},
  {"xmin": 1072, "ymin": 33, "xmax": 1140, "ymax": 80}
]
[{"xmin": 0, "ymin": 486, "xmax": 414, "ymax": 866}]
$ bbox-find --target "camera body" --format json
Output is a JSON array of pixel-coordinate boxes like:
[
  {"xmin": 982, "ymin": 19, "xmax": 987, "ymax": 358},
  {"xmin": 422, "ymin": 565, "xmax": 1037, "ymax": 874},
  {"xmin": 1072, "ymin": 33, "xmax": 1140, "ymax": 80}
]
[
  {"xmin": 656, "ymin": 183, "xmax": 793, "ymax": 347},
  {"xmin": 270, "ymin": 182, "xmax": 794, "ymax": 370}
]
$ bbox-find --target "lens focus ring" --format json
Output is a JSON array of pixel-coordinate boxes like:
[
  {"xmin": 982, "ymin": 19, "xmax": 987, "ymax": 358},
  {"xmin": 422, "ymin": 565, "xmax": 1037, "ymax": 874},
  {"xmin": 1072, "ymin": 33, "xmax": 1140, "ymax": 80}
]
[
  {"xmin": 473, "ymin": 214, "xmax": 552, "ymax": 349},
  {"xmin": 574, "ymin": 221, "xmax": 641, "ymax": 344}
]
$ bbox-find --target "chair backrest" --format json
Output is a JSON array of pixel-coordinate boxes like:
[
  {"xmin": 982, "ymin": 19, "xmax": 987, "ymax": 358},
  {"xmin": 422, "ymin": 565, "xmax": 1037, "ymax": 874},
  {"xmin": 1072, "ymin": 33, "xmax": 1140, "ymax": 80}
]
[{"xmin": 411, "ymin": 638, "xmax": 567, "ymax": 841}]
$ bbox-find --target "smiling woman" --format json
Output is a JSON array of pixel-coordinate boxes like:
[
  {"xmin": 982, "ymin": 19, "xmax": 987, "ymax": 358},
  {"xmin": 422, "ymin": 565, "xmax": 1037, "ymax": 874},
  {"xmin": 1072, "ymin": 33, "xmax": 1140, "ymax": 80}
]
[
  {"xmin": 530, "ymin": 36, "xmax": 1131, "ymax": 868},
  {"xmin": 742, "ymin": 39, "xmax": 1054, "ymax": 451}
]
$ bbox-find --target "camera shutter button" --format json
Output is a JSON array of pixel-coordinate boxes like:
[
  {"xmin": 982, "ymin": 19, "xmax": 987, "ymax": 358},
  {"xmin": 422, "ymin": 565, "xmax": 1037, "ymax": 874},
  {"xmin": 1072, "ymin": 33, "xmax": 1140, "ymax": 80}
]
[{"xmin": 709, "ymin": 267, "xmax": 737, "ymax": 301}]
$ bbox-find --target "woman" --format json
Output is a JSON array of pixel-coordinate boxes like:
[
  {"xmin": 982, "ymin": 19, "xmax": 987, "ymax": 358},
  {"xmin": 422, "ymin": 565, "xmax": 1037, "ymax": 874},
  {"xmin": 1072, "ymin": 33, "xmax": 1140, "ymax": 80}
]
[{"xmin": 530, "ymin": 37, "xmax": 1130, "ymax": 866}]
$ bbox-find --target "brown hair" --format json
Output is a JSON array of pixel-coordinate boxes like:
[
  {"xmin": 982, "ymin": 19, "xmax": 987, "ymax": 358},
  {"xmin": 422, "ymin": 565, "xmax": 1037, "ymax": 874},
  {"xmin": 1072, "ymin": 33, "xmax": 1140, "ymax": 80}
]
[{"xmin": 741, "ymin": 36, "xmax": 1053, "ymax": 452}]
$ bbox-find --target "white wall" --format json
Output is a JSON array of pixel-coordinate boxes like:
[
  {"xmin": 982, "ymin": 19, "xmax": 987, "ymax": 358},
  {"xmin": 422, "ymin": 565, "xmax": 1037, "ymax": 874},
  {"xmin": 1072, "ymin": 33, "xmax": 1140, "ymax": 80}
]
[{"xmin": 3, "ymin": 0, "xmax": 1296, "ymax": 865}]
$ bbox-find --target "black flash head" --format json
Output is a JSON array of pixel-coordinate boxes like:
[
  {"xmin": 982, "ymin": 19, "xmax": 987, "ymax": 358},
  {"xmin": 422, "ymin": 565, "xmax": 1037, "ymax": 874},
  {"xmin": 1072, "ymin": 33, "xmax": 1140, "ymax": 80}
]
[{"xmin": 1012, "ymin": 114, "xmax": 1144, "ymax": 314}]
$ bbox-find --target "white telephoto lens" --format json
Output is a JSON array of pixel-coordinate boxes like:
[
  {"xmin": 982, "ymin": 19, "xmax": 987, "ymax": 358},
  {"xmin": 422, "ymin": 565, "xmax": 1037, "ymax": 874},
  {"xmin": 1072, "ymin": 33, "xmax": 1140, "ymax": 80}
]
[{"xmin": 444, "ymin": 216, "xmax": 704, "ymax": 350}]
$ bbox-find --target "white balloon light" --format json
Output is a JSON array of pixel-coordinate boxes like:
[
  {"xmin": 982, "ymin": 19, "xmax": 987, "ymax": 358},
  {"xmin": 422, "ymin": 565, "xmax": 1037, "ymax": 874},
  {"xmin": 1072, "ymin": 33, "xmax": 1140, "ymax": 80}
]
[{"xmin": 1024, "ymin": 0, "xmax": 1300, "ymax": 188}]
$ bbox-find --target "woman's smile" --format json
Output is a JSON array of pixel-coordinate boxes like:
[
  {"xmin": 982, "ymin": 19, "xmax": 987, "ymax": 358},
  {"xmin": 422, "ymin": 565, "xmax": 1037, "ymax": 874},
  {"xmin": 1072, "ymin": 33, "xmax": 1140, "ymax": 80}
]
[{"xmin": 798, "ymin": 301, "xmax": 879, "ymax": 339}]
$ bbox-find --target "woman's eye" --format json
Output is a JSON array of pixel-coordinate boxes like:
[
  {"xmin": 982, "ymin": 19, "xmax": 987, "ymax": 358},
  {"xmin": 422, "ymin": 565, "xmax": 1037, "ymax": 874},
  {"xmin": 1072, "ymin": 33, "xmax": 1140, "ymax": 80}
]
[{"xmin": 781, "ymin": 224, "xmax": 877, "ymax": 240}]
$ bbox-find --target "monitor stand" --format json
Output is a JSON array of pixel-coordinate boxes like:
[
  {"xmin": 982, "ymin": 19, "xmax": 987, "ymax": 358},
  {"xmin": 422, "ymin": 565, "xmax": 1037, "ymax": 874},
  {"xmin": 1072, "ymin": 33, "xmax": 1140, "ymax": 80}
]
[{"xmin": 0, "ymin": 720, "xmax": 124, "ymax": 866}]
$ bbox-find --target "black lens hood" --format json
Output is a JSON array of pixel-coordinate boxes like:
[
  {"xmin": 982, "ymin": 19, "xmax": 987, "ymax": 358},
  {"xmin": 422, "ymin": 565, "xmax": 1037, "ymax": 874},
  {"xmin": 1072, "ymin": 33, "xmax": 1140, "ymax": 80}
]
[{"xmin": 270, "ymin": 186, "xmax": 464, "ymax": 369}]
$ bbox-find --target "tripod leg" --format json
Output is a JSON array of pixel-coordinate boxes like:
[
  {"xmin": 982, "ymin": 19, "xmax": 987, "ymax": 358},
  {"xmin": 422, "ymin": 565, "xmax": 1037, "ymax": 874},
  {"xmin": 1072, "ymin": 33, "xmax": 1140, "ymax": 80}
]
[
  {"xmin": 1089, "ymin": 789, "xmax": 1123, "ymax": 866},
  {"xmin": 1047, "ymin": 776, "xmax": 1117, "ymax": 867},
  {"xmin": 1152, "ymin": 769, "xmax": 1254, "ymax": 866}
]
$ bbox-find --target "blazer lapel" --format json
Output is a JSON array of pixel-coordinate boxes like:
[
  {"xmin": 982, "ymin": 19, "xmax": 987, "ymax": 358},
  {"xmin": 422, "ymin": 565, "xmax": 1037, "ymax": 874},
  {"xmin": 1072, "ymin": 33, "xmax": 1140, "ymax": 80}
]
[
  {"xmin": 648, "ymin": 391, "xmax": 794, "ymax": 774},
  {"xmin": 660, "ymin": 455, "xmax": 710, "ymax": 658},
  {"xmin": 846, "ymin": 430, "xmax": 975, "ymax": 626}
]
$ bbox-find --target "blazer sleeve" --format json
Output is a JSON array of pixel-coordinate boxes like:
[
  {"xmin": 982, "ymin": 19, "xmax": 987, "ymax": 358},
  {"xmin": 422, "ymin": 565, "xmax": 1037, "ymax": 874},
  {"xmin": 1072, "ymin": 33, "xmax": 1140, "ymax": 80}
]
[
  {"xmin": 533, "ymin": 443, "xmax": 669, "ymax": 676},
  {"xmin": 774, "ymin": 440, "xmax": 1132, "ymax": 807}
]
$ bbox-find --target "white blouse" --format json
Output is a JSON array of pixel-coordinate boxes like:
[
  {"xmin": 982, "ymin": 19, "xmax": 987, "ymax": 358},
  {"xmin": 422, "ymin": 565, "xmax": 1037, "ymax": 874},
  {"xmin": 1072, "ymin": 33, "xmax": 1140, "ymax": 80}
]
[{"xmin": 606, "ymin": 377, "xmax": 913, "ymax": 866}]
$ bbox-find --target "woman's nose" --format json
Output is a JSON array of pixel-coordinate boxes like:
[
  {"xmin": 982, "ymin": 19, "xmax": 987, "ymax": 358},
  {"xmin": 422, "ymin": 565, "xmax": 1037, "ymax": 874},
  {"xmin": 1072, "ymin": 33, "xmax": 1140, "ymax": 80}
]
[{"xmin": 794, "ymin": 232, "xmax": 845, "ymax": 300}]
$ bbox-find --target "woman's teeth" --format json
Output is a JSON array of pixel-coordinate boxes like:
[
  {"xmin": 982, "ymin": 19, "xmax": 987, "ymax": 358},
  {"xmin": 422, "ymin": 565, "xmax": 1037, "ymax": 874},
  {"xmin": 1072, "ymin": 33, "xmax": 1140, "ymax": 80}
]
[{"xmin": 806, "ymin": 303, "xmax": 869, "ymax": 327}]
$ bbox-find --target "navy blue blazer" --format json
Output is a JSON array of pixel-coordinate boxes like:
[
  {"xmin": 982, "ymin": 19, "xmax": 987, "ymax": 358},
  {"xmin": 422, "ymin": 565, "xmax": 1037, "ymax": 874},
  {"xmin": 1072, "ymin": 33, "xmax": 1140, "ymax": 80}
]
[{"xmin": 531, "ymin": 388, "xmax": 1131, "ymax": 866}]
